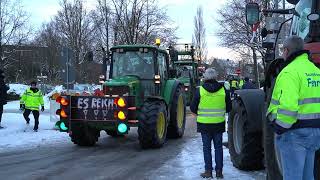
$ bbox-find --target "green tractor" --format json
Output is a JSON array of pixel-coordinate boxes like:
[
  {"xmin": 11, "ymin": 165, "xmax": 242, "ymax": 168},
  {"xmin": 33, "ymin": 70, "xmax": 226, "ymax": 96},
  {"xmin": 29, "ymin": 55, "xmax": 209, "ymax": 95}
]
[
  {"xmin": 169, "ymin": 44, "xmax": 200, "ymax": 105},
  {"xmin": 55, "ymin": 44, "xmax": 186, "ymax": 149}
]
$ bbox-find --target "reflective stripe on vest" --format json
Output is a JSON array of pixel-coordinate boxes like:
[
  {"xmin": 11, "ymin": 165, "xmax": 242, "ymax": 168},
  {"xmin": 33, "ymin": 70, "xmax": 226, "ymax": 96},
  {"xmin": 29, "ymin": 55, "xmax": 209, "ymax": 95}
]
[{"xmin": 197, "ymin": 87, "xmax": 226, "ymax": 124}]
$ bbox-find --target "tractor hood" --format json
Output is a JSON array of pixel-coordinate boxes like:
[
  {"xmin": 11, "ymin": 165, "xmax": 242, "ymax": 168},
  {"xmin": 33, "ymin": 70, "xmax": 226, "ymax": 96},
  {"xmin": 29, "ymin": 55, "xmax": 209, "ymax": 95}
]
[
  {"xmin": 105, "ymin": 75, "xmax": 140, "ymax": 87},
  {"xmin": 178, "ymin": 77, "xmax": 190, "ymax": 86}
]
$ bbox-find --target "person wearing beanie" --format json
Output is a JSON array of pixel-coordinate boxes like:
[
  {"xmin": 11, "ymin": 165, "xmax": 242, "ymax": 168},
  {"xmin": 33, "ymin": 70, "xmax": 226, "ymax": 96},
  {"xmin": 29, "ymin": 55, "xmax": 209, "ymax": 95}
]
[
  {"xmin": 20, "ymin": 81, "xmax": 44, "ymax": 132},
  {"xmin": 0, "ymin": 69, "xmax": 9, "ymax": 128},
  {"xmin": 190, "ymin": 68, "xmax": 232, "ymax": 179}
]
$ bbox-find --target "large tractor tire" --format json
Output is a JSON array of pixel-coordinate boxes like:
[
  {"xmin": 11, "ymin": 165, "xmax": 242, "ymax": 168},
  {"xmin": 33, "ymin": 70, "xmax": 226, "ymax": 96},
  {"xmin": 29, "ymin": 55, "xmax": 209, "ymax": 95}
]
[
  {"xmin": 228, "ymin": 98, "xmax": 264, "ymax": 170},
  {"xmin": 138, "ymin": 100, "xmax": 168, "ymax": 149},
  {"xmin": 167, "ymin": 86, "xmax": 186, "ymax": 138},
  {"xmin": 263, "ymin": 113, "xmax": 282, "ymax": 180},
  {"xmin": 70, "ymin": 124, "xmax": 100, "ymax": 146}
]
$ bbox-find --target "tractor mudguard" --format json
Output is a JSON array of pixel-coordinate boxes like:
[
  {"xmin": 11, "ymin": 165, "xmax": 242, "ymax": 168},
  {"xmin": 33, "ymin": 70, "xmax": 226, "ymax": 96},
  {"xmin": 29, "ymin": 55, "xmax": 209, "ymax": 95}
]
[
  {"xmin": 163, "ymin": 80, "xmax": 183, "ymax": 106},
  {"xmin": 234, "ymin": 89, "xmax": 265, "ymax": 132}
]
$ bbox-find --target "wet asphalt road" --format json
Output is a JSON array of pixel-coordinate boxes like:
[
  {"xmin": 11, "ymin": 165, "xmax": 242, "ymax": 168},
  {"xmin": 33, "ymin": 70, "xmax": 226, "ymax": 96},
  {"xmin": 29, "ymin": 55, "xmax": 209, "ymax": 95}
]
[{"xmin": 0, "ymin": 114, "xmax": 265, "ymax": 180}]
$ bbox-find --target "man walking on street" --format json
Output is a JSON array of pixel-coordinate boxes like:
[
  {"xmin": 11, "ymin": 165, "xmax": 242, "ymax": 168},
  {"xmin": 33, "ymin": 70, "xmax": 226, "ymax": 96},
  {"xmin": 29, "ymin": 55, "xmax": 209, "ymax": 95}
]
[
  {"xmin": 0, "ymin": 69, "xmax": 9, "ymax": 128},
  {"xmin": 267, "ymin": 35, "xmax": 320, "ymax": 180},
  {"xmin": 20, "ymin": 81, "xmax": 44, "ymax": 132},
  {"xmin": 190, "ymin": 68, "xmax": 232, "ymax": 179}
]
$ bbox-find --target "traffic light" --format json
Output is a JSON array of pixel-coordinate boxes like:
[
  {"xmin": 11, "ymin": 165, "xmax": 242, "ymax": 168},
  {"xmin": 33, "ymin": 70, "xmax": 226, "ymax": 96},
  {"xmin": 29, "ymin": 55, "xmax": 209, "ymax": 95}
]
[{"xmin": 56, "ymin": 96, "xmax": 70, "ymax": 132}]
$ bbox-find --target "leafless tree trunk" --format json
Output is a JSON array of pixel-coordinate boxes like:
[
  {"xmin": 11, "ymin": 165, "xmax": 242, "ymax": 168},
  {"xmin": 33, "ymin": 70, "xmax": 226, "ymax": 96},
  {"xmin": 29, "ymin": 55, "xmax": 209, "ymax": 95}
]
[
  {"xmin": 193, "ymin": 6, "xmax": 207, "ymax": 64},
  {"xmin": 55, "ymin": 0, "xmax": 96, "ymax": 82},
  {"xmin": 0, "ymin": 0, "xmax": 31, "ymax": 71},
  {"xmin": 32, "ymin": 22, "xmax": 63, "ymax": 84}
]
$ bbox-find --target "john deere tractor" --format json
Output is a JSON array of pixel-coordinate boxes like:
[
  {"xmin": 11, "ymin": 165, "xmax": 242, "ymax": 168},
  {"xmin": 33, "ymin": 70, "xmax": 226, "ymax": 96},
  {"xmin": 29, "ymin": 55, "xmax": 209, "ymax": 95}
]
[
  {"xmin": 55, "ymin": 43, "xmax": 186, "ymax": 149},
  {"xmin": 169, "ymin": 44, "xmax": 200, "ymax": 105}
]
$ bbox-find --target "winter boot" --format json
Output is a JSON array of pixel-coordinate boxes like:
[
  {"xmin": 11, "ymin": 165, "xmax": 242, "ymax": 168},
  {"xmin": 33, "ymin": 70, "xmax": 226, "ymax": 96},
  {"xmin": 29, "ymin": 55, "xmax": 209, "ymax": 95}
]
[
  {"xmin": 0, "ymin": 122, "xmax": 3, "ymax": 129},
  {"xmin": 216, "ymin": 170, "xmax": 224, "ymax": 179},
  {"xmin": 200, "ymin": 170, "xmax": 212, "ymax": 178}
]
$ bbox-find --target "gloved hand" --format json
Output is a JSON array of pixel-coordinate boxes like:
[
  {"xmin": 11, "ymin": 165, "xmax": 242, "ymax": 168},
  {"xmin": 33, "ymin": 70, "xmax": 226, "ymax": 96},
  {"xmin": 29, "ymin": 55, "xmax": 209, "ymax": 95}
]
[
  {"xmin": 20, "ymin": 104, "xmax": 25, "ymax": 110},
  {"xmin": 41, "ymin": 106, "xmax": 44, "ymax": 112}
]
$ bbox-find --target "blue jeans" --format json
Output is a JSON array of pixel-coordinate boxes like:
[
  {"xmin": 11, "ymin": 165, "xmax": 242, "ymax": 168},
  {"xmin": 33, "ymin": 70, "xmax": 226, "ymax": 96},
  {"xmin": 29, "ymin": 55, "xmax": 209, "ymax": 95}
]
[
  {"xmin": 201, "ymin": 132, "xmax": 223, "ymax": 171},
  {"xmin": 275, "ymin": 128, "xmax": 320, "ymax": 180}
]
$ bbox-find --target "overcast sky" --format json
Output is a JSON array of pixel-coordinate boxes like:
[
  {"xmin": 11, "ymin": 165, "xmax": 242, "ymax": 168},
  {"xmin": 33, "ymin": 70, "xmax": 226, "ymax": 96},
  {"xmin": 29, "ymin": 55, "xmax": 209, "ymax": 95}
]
[{"xmin": 22, "ymin": 0, "xmax": 237, "ymax": 60}]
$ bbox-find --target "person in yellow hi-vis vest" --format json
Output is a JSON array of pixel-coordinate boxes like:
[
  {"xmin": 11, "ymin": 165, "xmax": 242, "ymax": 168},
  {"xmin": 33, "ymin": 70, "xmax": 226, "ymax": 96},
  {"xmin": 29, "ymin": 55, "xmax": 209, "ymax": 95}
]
[
  {"xmin": 239, "ymin": 79, "xmax": 244, "ymax": 89},
  {"xmin": 190, "ymin": 68, "xmax": 232, "ymax": 179},
  {"xmin": 267, "ymin": 36, "xmax": 320, "ymax": 180},
  {"xmin": 20, "ymin": 81, "xmax": 44, "ymax": 132}
]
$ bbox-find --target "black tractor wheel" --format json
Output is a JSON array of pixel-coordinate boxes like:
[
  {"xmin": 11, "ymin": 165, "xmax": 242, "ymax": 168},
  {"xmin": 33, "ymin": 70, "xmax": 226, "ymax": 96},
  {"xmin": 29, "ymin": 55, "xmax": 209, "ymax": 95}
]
[
  {"xmin": 264, "ymin": 113, "xmax": 282, "ymax": 180},
  {"xmin": 138, "ymin": 100, "xmax": 168, "ymax": 149},
  {"xmin": 70, "ymin": 125, "xmax": 100, "ymax": 146},
  {"xmin": 105, "ymin": 130, "xmax": 124, "ymax": 137},
  {"xmin": 167, "ymin": 86, "xmax": 186, "ymax": 138},
  {"xmin": 228, "ymin": 99, "xmax": 264, "ymax": 170}
]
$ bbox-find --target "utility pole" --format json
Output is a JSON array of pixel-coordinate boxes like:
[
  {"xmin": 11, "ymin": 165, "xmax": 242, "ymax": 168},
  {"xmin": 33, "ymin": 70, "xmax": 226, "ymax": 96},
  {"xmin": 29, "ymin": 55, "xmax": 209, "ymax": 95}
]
[{"xmin": 103, "ymin": 0, "xmax": 109, "ymax": 76}]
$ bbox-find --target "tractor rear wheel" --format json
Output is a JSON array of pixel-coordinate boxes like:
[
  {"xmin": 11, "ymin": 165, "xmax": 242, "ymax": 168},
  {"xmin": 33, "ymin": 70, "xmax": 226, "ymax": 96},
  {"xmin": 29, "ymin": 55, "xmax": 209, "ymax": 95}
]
[
  {"xmin": 70, "ymin": 124, "xmax": 100, "ymax": 146},
  {"xmin": 138, "ymin": 100, "xmax": 168, "ymax": 149},
  {"xmin": 264, "ymin": 113, "xmax": 282, "ymax": 180},
  {"xmin": 167, "ymin": 86, "xmax": 186, "ymax": 138},
  {"xmin": 228, "ymin": 99, "xmax": 264, "ymax": 170}
]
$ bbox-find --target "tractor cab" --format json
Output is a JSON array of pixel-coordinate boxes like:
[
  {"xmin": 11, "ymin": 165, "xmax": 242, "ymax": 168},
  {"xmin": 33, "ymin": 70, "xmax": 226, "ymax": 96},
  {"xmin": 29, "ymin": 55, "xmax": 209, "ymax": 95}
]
[
  {"xmin": 169, "ymin": 44, "xmax": 199, "ymax": 104},
  {"xmin": 103, "ymin": 45, "xmax": 169, "ymax": 106}
]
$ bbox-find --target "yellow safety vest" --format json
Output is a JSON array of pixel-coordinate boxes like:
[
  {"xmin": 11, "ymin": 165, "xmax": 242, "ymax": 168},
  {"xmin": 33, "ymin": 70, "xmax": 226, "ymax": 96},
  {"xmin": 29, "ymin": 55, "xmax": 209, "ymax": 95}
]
[
  {"xmin": 20, "ymin": 88, "xmax": 44, "ymax": 110},
  {"xmin": 231, "ymin": 80, "xmax": 238, "ymax": 88},
  {"xmin": 239, "ymin": 80, "xmax": 244, "ymax": 88},
  {"xmin": 268, "ymin": 53, "xmax": 320, "ymax": 128},
  {"xmin": 197, "ymin": 87, "xmax": 226, "ymax": 124}
]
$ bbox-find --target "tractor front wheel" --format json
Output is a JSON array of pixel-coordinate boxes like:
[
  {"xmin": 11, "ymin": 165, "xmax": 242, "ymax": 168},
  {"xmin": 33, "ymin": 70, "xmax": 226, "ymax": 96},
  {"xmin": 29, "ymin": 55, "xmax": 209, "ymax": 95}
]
[{"xmin": 138, "ymin": 100, "xmax": 168, "ymax": 149}]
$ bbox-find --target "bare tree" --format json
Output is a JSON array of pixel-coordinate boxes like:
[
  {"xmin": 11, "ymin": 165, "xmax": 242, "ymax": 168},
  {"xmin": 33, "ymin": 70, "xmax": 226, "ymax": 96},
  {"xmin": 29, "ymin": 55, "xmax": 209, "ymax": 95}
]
[
  {"xmin": 0, "ymin": 0, "xmax": 31, "ymax": 70},
  {"xmin": 216, "ymin": 0, "xmax": 263, "ymax": 83},
  {"xmin": 54, "ymin": 0, "xmax": 96, "ymax": 82},
  {"xmin": 111, "ymin": 0, "xmax": 176, "ymax": 45},
  {"xmin": 32, "ymin": 22, "xmax": 62, "ymax": 84},
  {"xmin": 193, "ymin": 6, "xmax": 207, "ymax": 64}
]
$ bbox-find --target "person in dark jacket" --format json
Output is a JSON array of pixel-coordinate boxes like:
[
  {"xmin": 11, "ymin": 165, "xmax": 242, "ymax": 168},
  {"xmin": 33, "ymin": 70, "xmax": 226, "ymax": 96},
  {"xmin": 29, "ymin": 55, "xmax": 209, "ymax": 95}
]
[
  {"xmin": 190, "ymin": 68, "xmax": 232, "ymax": 179},
  {"xmin": 0, "ymin": 69, "xmax": 9, "ymax": 128},
  {"xmin": 242, "ymin": 77, "xmax": 256, "ymax": 89}
]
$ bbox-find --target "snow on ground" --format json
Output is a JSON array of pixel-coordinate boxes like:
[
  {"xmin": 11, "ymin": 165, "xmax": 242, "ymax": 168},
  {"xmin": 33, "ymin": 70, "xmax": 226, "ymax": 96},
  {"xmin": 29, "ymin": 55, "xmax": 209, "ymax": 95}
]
[
  {"xmin": 0, "ymin": 113, "xmax": 69, "ymax": 153},
  {"xmin": 152, "ymin": 133, "xmax": 265, "ymax": 180},
  {"xmin": 7, "ymin": 84, "xmax": 28, "ymax": 96}
]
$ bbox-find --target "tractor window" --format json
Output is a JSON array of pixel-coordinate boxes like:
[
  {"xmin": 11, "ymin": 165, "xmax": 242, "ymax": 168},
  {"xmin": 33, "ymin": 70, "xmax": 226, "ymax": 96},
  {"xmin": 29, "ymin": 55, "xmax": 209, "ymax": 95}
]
[
  {"xmin": 158, "ymin": 53, "xmax": 167, "ymax": 80},
  {"xmin": 294, "ymin": 0, "xmax": 312, "ymax": 39},
  {"xmin": 112, "ymin": 51, "xmax": 154, "ymax": 79}
]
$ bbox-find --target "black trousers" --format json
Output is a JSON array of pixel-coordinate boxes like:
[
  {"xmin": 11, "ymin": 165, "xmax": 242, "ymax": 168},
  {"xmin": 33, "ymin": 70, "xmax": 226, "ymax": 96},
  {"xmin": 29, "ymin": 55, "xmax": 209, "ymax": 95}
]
[
  {"xmin": 23, "ymin": 109, "xmax": 39, "ymax": 130},
  {"xmin": 0, "ymin": 105, "xmax": 3, "ymax": 123}
]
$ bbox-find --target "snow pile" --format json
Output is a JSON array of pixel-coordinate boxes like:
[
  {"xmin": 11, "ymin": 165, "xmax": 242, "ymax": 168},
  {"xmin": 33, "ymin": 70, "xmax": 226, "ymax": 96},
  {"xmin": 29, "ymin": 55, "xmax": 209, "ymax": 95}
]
[
  {"xmin": 7, "ymin": 84, "xmax": 29, "ymax": 96},
  {"xmin": 0, "ymin": 113, "xmax": 69, "ymax": 153},
  {"xmin": 45, "ymin": 85, "xmax": 64, "ymax": 99}
]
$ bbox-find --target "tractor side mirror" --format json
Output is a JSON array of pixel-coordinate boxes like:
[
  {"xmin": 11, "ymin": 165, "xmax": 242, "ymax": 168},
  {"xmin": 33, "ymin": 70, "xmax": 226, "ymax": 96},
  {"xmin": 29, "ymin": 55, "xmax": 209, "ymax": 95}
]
[
  {"xmin": 246, "ymin": 3, "xmax": 260, "ymax": 25},
  {"xmin": 84, "ymin": 51, "xmax": 93, "ymax": 62}
]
